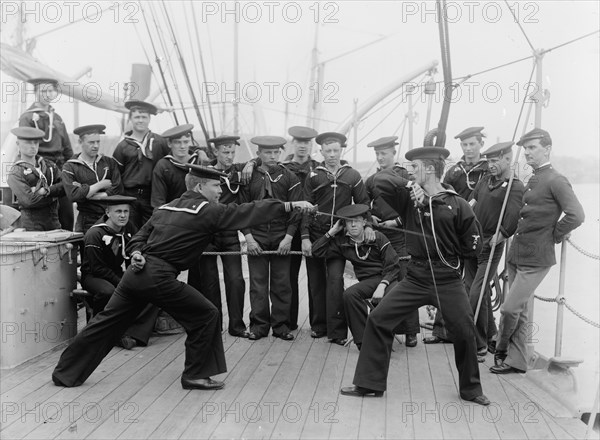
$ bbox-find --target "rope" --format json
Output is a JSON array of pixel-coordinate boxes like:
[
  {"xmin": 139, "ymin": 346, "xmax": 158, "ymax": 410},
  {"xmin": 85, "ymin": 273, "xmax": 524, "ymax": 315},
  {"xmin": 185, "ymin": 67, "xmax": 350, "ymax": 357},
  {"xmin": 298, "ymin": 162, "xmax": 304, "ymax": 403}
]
[
  {"xmin": 567, "ymin": 238, "xmax": 600, "ymax": 260},
  {"xmin": 504, "ymin": 0, "xmax": 535, "ymax": 52},
  {"xmin": 533, "ymin": 294, "xmax": 600, "ymax": 329},
  {"xmin": 200, "ymin": 250, "xmax": 412, "ymax": 260}
]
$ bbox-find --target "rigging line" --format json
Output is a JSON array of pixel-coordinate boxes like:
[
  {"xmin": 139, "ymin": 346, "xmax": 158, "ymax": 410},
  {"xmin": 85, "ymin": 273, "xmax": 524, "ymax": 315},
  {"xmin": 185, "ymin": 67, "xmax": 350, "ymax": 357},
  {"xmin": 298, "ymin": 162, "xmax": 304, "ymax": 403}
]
[
  {"xmin": 503, "ymin": 0, "xmax": 535, "ymax": 52},
  {"xmin": 138, "ymin": 2, "xmax": 179, "ymax": 124},
  {"xmin": 132, "ymin": 18, "xmax": 171, "ymax": 111},
  {"xmin": 510, "ymin": 60, "xmax": 537, "ymax": 142},
  {"xmin": 191, "ymin": 0, "xmax": 218, "ymax": 138},
  {"xmin": 160, "ymin": 0, "xmax": 211, "ymax": 146},
  {"xmin": 453, "ymin": 54, "xmax": 533, "ymax": 82},
  {"xmin": 540, "ymin": 29, "xmax": 600, "ymax": 55},
  {"xmin": 148, "ymin": 1, "xmax": 190, "ymax": 124},
  {"xmin": 394, "ymin": 116, "xmax": 409, "ymax": 162},
  {"xmin": 183, "ymin": 2, "xmax": 210, "ymax": 134}
]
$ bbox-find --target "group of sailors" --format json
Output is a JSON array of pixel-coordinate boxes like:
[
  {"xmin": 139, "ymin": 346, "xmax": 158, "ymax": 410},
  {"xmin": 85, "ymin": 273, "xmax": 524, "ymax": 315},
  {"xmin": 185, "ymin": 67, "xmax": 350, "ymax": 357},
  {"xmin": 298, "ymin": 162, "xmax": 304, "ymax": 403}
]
[{"xmin": 8, "ymin": 78, "xmax": 585, "ymax": 404}]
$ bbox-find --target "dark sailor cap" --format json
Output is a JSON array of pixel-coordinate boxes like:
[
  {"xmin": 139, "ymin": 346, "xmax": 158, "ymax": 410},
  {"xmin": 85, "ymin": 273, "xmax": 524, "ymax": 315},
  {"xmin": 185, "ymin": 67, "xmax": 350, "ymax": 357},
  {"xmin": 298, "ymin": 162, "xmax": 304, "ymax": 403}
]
[
  {"xmin": 74, "ymin": 124, "xmax": 106, "ymax": 137},
  {"xmin": 102, "ymin": 195, "xmax": 137, "ymax": 206},
  {"xmin": 516, "ymin": 128, "xmax": 552, "ymax": 146},
  {"xmin": 162, "ymin": 124, "xmax": 194, "ymax": 140},
  {"xmin": 315, "ymin": 132, "xmax": 347, "ymax": 146},
  {"xmin": 187, "ymin": 164, "xmax": 228, "ymax": 180},
  {"xmin": 250, "ymin": 136, "xmax": 287, "ymax": 149},
  {"xmin": 11, "ymin": 127, "xmax": 45, "ymax": 140},
  {"xmin": 337, "ymin": 204, "xmax": 370, "ymax": 219},
  {"xmin": 288, "ymin": 126, "xmax": 318, "ymax": 141},
  {"xmin": 124, "ymin": 100, "xmax": 158, "ymax": 115},
  {"xmin": 454, "ymin": 126, "xmax": 485, "ymax": 140},
  {"xmin": 367, "ymin": 136, "xmax": 399, "ymax": 150},
  {"xmin": 482, "ymin": 141, "xmax": 513, "ymax": 158},
  {"xmin": 27, "ymin": 77, "xmax": 59, "ymax": 87},
  {"xmin": 405, "ymin": 147, "xmax": 450, "ymax": 161},
  {"xmin": 209, "ymin": 135, "xmax": 241, "ymax": 147}
]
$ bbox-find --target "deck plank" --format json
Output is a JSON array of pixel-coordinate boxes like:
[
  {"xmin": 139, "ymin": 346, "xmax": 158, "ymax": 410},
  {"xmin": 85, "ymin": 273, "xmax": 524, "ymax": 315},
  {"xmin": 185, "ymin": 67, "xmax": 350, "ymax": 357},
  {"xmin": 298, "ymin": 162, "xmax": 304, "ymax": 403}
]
[
  {"xmin": 328, "ymin": 347, "xmax": 361, "ymax": 440},
  {"xmin": 385, "ymin": 339, "xmax": 415, "ymax": 439}
]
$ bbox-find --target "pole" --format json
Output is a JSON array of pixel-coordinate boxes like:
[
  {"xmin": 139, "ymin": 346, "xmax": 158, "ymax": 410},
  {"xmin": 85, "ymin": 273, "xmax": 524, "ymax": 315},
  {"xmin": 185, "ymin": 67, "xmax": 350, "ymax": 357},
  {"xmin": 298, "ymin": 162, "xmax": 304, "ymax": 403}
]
[
  {"xmin": 307, "ymin": 23, "xmax": 319, "ymax": 127},
  {"xmin": 553, "ymin": 241, "xmax": 568, "ymax": 357},
  {"xmin": 534, "ymin": 49, "xmax": 544, "ymax": 128},
  {"xmin": 352, "ymin": 98, "xmax": 358, "ymax": 167},
  {"xmin": 407, "ymin": 84, "xmax": 415, "ymax": 150},
  {"xmin": 233, "ymin": 16, "xmax": 239, "ymax": 136}
]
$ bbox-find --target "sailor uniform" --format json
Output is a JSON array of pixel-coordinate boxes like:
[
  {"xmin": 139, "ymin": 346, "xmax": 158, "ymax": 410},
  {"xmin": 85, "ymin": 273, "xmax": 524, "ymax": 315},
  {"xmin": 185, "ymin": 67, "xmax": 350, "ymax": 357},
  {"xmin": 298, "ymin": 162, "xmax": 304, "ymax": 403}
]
[
  {"xmin": 52, "ymin": 192, "xmax": 299, "ymax": 387},
  {"xmin": 352, "ymin": 168, "xmax": 484, "ymax": 399},
  {"xmin": 239, "ymin": 164, "xmax": 302, "ymax": 337},
  {"xmin": 365, "ymin": 164, "xmax": 420, "ymax": 336},
  {"xmin": 497, "ymin": 164, "xmax": 584, "ymax": 371},
  {"xmin": 443, "ymin": 157, "xmax": 488, "ymax": 200},
  {"xmin": 112, "ymin": 131, "xmax": 170, "ymax": 228},
  {"xmin": 7, "ymin": 156, "xmax": 63, "ymax": 231},
  {"xmin": 302, "ymin": 163, "xmax": 371, "ymax": 339},
  {"xmin": 188, "ymin": 161, "xmax": 248, "ymax": 335},
  {"xmin": 62, "ymin": 154, "xmax": 123, "ymax": 233},
  {"xmin": 312, "ymin": 230, "xmax": 400, "ymax": 347},
  {"xmin": 19, "ymin": 104, "xmax": 74, "ymax": 229},
  {"xmin": 150, "ymin": 153, "xmax": 201, "ymax": 208}
]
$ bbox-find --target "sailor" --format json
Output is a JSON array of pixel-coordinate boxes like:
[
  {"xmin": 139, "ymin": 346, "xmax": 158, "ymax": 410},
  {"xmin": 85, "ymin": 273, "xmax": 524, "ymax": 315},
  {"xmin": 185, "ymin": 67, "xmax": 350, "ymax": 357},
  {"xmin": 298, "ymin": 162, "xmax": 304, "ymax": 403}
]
[
  {"xmin": 281, "ymin": 126, "xmax": 320, "ymax": 331},
  {"xmin": 466, "ymin": 142, "xmax": 525, "ymax": 361},
  {"xmin": 340, "ymin": 146, "xmax": 490, "ymax": 407},
  {"xmin": 312, "ymin": 204, "xmax": 401, "ymax": 350},
  {"xmin": 62, "ymin": 124, "xmax": 123, "ymax": 234},
  {"xmin": 7, "ymin": 127, "xmax": 64, "ymax": 231},
  {"xmin": 491, "ymin": 129, "xmax": 584, "ymax": 374},
  {"xmin": 188, "ymin": 135, "xmax": 255, "ymax": 338},
  {"xmin": 151, "ymin": 124, "xmax": 202, "ymax": 208},
  {"xmin": 429, "ymin": 126, "xmax": 489, "ymax": 343},
  {"xmin": 19, "ymin": 78, "xmax": 74, "ymax": 230},
  {"xmin": 80, "ymin": 195, "xmax": 159, "ymax": 349},
  {"xmin": 302, "ymin": 132, "xmax": 374, "ymax": 345},
  {"xmin": 52, "ymin": 164, "xmax": 316, "ymax": 390},
  {"xmin": 365, "ymin": 136, "xmax": 419, "ymax": 347},
  {"xmin": 240, "ymin": 136, "xmax": 303, "ymax": 341},
  {"xmin": 112, "ymin": 100, "xmax": 170, "ymax": 228}
]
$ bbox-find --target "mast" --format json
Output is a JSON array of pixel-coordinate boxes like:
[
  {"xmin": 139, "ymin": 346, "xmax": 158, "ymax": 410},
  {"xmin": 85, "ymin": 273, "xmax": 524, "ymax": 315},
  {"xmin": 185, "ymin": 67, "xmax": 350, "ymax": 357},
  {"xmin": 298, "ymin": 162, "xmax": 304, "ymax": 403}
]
[
  {"xmin": 233, "ymin": 17, "xmax": 239, "ymax": 136},
  {"xmin": 306, "ymin": 24, "xmax": 319, "ymax": 128},
  {"xmin": 534, "ymin": 49, "xmax": 544, "ymax": 128}
]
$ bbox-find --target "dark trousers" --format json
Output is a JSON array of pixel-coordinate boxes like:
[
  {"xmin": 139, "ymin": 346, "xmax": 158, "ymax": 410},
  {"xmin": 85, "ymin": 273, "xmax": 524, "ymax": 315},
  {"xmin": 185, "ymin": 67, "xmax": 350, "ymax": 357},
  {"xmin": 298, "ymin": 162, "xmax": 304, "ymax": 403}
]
[
  {"xmin": 74, "ymin": 211, "xmax": 104, "ymax": 235},
  {"xmin": 58, "ymin": 195, "xmax": 74, "ymax": 231},
  {"xmin": 246, "ymin": 232, "xmax": 292, "ymax": 336},
  {"xmin": 52, "ymin": 256, "xmax": 226, "ymax": 387},
  {"xmin": 189, "ymin": 231, "xmax": 247, "ymax": 335},
  {"xmin": 20, "ymin": 202, "xmax": 60, "ymax": 231},
  {"xmin": 289, "ymin": 231, "xmax": 310, "ymax": 330},
  {"xmin": 305, "ymin": 255, "xmax": 346, "ymax": 339},
  {"xmin": 80, "ymin": 276, "xmax": 160, "ymax": 345},
  {"xmin": 353, "ymin": 262, "xmax": 482, "ymax": 399},
  {"xmin": 464, "ymin": 242, "xmax": 504, "ymax": 351},
  {"xmin": 124, "ymin": 188, "xmax": 153, "ymax": 229}
]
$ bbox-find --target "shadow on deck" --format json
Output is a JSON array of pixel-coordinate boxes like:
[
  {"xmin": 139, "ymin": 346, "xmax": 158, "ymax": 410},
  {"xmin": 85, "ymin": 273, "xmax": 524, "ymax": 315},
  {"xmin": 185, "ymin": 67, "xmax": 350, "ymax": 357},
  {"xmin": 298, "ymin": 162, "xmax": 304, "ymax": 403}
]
[{"xmin": 0, "ymin": 267, "xmax": 589, "ymax": 440}]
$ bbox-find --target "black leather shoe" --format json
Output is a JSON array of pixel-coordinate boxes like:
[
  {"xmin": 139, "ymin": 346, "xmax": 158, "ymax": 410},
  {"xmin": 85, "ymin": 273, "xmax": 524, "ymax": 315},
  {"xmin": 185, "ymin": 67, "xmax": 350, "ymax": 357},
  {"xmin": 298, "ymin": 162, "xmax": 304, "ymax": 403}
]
[
  {"xmin": 248, "ymin": 332, "xmax": 262, "ymax": 340},
  {"xmin": 273, "ymin": 332, "xmax": 294, "ymax": 341},
  {"xmin": 229, "ymin": 330, "xmax": 250, "ymax": 338},
  {"xmin": 311, "ymin": 330, "xmax": 326, "ymax": 338},
  {"xmin": 405, "ymin": 334, "xmax": 418, "ymax": 347},
  {"xmin": 330, "ymin": 338, "xmax": 347, "ymax": 346},
  {"xmin": 340, "ymin": 385, "xmax": 383, "ymax": 397},
  {"xmin": 490, "ymin": 363, "xmax": 525, "ymax": 374},
  {"xmin": 118, "ymin": 335, "xmax": 136, "ymax": 350},
  {"xmin": 423, "ymin": 335, "xmax": 448, "ymax": 344},
  {"xmin": 181, "ymin": 377, "xmax": 225, "ymax": 390},
  {"xmin": 464, "ymin": 395, "xmax": 491, "ymax": 406}
]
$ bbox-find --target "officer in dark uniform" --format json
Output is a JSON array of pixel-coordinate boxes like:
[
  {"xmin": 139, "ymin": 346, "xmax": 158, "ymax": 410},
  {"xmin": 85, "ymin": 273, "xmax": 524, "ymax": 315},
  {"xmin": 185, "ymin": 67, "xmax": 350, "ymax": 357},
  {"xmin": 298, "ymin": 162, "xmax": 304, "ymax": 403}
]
[
  {"xmin": 81, "ymin": 195, "xmax": 159, "ymax": 349},
  {"xmin": 62, "ymin": 124, "xmax": 123, "ymax": 233},
  {"xmin": 467, "ymin": 142, "xmax": 524, "ymax": 361},
  {"xmin": 365, "ymin": 136, "xmax": 419, "ymax": 347},
  {"xmin": 151, "ymin": 124, "xmax": 202, "ymax": 208},
  {"xmin": 340, "ymin": 146, "xmax": 490, "ymax": 407},
  {"xmin": 112, "ymin": 100, "xmax": 170, "ymax": 228},
  {"xmin": 240, "ymin": 136, "xmax": 303, "ymax": 341},
  {"xmin": 429, "ymin": 126, "xmax": 489, "ymax": 343},
  {"xmin": 19, "ymin": 78, "xmax": 74, "ymax": 230},
  {"xmin": 312, "ymin": 204, "xmax": 400, "ymax": 350},
  {"xmin": 52, "ymin": 164, "xmax": 316, "ymax": 390},
  {"xmin": 7, "ymin": 127, "xmax": 64, "ymax": 230},
  {"xmin": 491, "ymin": 129, "xmax": 584, "ymax": 374},
  {"xmin": 188, "ymin": 135, "xmax": 254, "ymax": 338},
  {"xmin": 281, "ymin": 126, "xmax": 320, "ymax": 330},
  {"xmin": 302, "ymin": 132, "xmax": 374, "ymax": 344}
]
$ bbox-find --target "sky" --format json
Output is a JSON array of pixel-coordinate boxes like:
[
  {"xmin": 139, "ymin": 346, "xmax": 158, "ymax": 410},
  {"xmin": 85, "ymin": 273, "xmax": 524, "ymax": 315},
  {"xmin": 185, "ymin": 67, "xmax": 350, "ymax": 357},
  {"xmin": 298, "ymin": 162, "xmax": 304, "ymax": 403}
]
[{"xmin": 1, "ymin": 0, "xmax": 599, "ymax": 163}]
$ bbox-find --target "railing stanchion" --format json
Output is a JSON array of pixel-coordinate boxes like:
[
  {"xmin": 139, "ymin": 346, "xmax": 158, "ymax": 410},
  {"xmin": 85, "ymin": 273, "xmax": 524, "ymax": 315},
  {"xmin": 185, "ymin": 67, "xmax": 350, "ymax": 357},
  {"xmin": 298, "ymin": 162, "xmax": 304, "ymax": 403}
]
[{"xmin": 554, "ymin": 240, "xmax": 568, "ymax": 357}]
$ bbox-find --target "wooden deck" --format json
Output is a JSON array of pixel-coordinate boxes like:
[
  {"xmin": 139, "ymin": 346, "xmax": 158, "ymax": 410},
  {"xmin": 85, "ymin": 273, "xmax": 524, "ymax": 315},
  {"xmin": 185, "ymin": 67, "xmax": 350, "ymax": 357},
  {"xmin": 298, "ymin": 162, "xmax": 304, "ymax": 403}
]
[{"xmin": 0, "ymin": 266, "xmax": 589, "ymax": 440}]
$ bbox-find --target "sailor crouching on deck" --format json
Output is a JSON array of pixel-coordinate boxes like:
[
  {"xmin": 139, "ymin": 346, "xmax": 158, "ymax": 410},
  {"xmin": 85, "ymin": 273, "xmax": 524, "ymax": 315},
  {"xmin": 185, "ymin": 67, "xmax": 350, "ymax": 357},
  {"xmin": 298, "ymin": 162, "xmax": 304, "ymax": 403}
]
[
  {"xmin": 491, "ymin": 129, "xmax": 584, "ymax": 375},
  {"xmin": 52, "ymin": 164, "xmax": 316, "ymax": 390},
  {"xmin": 340, "ymin": 146, "xmax": 491, "ymax": 406}
]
